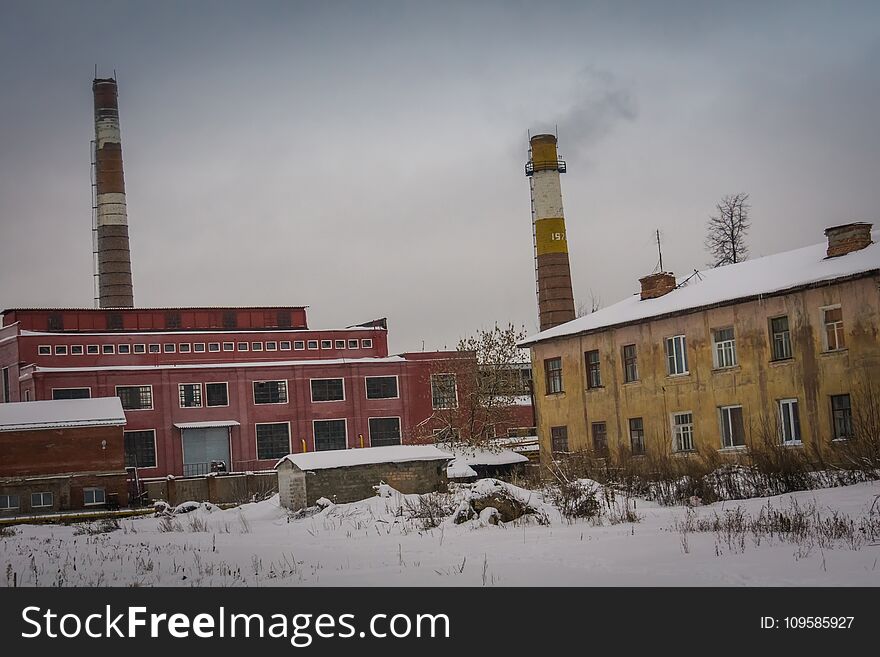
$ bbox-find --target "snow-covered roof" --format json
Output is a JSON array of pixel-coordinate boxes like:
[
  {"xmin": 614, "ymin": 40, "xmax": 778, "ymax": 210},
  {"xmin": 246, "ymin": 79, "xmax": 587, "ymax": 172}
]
[
  {"xmin": 447, "ymin": 447, "xmax": 530, "ymax": 467},
  {"xmin": 276, "ymin": 445, "xmax": 453, "ymax": 471},
  {"xmin": 521, "ymin": 233, "xmax": 879, "ymax": 346},
  {"xmin": 447, "ymin": 462, "xmax": 479, "ymax": 479},
  {"xmin": 173, "ymin": 420, "xmax": 240, "ymax": 429},
  {"xmin": 0, "ymin": 397, "xmax": 126, "ymax": 432}
]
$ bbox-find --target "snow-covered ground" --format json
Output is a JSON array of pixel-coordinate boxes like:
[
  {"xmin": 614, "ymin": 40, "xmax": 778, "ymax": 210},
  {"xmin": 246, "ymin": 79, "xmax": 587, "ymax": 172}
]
[{"xmin": 2, "ymin": 480, "xmax": 879, "ymax": 587}]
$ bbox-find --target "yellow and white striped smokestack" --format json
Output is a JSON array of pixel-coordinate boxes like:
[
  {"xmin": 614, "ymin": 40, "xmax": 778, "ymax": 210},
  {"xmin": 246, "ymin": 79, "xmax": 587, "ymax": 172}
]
[{"xmin": 527, "ymin": 134, "xmax": 576, "ymax": 331}]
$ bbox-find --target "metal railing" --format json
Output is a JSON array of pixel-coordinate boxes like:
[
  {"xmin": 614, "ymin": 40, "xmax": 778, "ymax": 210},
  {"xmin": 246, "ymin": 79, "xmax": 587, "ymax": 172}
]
[{"xmin": 525, "ymin": 159, "xmax": 566, "ymax": 176}]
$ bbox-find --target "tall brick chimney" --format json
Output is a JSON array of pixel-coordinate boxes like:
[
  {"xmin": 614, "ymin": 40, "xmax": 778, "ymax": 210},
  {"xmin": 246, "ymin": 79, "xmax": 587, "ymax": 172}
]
[
  {"xmin": 93, "ymin": 77, "xmax": 134, "ymax": 308},
  {"xmin": 639, "ymin": 272, "xmax": 676, "ymax": 300},
  {"xmin": 824, "ymin": 222, "xmax": 873, "ymax": 258}
]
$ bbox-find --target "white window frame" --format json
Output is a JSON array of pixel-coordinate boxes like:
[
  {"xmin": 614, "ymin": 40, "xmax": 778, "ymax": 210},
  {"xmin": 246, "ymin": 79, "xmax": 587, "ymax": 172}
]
[
  {"xmin": 87, "ymin": 344, "xmax": 100, "ymax": 355},
  {"xmin": 361, "ymin": 339, "xmax": 373, "ymax": 349},
  {"xmin": 118, "ymin": 343, "xmax": 131, "ymax": 355},
  {"xmin": 348, "ymin": 339, "xmax": 359, "ymax": 349},
  {"xmin": 312, "ymin": 418, "xmax": 348, "ymax": 451},
  {"xmin": 236, "ymin": 342, "xmax": 248, "ymax": 352},
  {"xmin": 320, "ymin": 340, "xmax": 332, "ymax": 349},
  {"xmin": 335, "ymin": 340, "xmax": 346, "ymax": 350},
  {"xmin": 115, "ymin": 384, "xmax": 154, "ymax": 411},
  {"xmin": 251, "ymin": 342, "xmax": 264, "ymax": 352},
  {"xmin": 665, "ymin": 335, "xmax": 689, "ymax": 375},
  {"xmin": 719, "ymin": 405, "xmax": 745, "ymax": 449},
  {"xmin": 222, "ymin": 342, "xmax": 235, "ymax": 352},
  {"xmin": 148, "ymin": 344, "xmax": 160, "ymax": 354},
  {"xmin": 205, "ymin": 381, "xmax": 229, "ymax": 408},
  {"xmin": 712, "ymin": 327, "xmax": 737, "ymax": 369},
  {"xmin": 102, "ymin": 344, "xmax": 115, "ymax": 355},
  {"xmin": 31, "ymin": 491, "xmax": 53, "ymax": 508},
  {"xmin": 51, "ymin": 387, "xmax": 92, "ymax": 400},
  {"xmin": 163, "ymin": 343, "xmax": 176, "ymax": 354},
  {"xmin": 177, "ymin": 343, "xmax": 191, "ymax": 354},
  {"xmin": 431, "ymin": 373, "xmax": 459, "ymax": 410},
  {"xmin": 133, "ymin": 344, "xmax": 146, "ymax": 354},
  {"xmin": 124, "ymin": 429, "xmax": 158, "ymax": 469},
  {"xmin": 71, "ymin": 345, "xmax": 84, "ymax": 356},
  {"xmin": 255, "ymin": 421, "xmax": 292, "ymax": 460},
  {"xmin": 38, "ymin": 345, "xmax": 52, "ymax": 356},
  {"xmin": 769, "ymin": 315, "xmax": 792, "ymax": 361},
  {"xmin": 294, "ymin": 340, "xmax": 306, "ymax": 351},
  {"xmin": 178, "ymin": 382, "xmax": 203, "ymax": 409},
  {"xmin": 0, "ymin": 494, "xmax": 20, "ymax": 510},
  {"xmin": 778, "ymin": 398, "xmax": 801, "ymax": 445},
  {"xmin": 83, "ymin": 487, "xmax": 106, "ymax": 506},
  {"xmin": 365, "ymin": 375, "xmax": 400, "ymax": 400},
  {"xmin": 54, "ymin": 345, "xmax": 68, "ymax": 355},
  {"xmin": 252, "ymin": 379, "xmax": 288, "ymax": 405},
  {"xmin": 193, "ymin": 343, "xmax": 206, "ymax": 353},
  {"xmin": 367, "ymin": 416, "xmax": 402, "ymax": 447},
  {"xmin": 821, "ymin": 305, "xmax": 845, "ymax": 352},
  {"xmin": 310, "ymin": 377, "xmax": 346, "ymax": 403},
  {"xmin": 672, "ymin": 412, "xmax": 694, "ymax": 452},
  {"xmin": 208, "ymin": 342, "xmax": 221, "ymax": 352},
  {"xmin": 265, "ymin": 341, "xmax": 278, "ymax": 351},
  {"xmin": 307, "ymin": 340, "xmax": 319, "ymax": 350},
  {"xmin": 280, "ymin": 341, "xmax": 291, "ymax": 351}
]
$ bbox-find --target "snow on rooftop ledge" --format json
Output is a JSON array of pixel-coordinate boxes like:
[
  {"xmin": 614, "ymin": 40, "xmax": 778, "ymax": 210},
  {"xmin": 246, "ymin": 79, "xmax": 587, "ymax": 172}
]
[
  {"xmin": 275, "ymin": 445, "xmax": 453, "ymax": 471},
  {"xmin": 520, "ymin": 231, "xmax": 879, "ymax": 346},
  {"xmin": 0, "ymin": 397, "xmax": 126, "ymax": 432}
]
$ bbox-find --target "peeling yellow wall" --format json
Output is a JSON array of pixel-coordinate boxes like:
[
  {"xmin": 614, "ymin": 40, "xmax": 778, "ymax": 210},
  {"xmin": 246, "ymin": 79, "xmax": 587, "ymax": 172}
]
[{"xmin": 530, "ymin": 275, "xmax": 880, "ymax": 463}]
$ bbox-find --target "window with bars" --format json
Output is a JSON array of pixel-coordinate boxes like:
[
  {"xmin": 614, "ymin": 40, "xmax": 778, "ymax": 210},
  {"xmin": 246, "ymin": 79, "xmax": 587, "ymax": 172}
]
[
  {"xmin": 585, "ymin": 350, "xmax": 602, "ymax": 389},
  {"xmin": 672, "ymin": 412, "xmax": 694, "ymax": 452},
  {"xmin": 178, "ymin": 383, "xmax": 202, "ymax": 408},
  {"xmin": 665, "ymin": 335, "xmax": 688, "ymax": 375},
  {"xmin": 253, "ymin": 380, "xmax": 287, "ymax": 404},
  {"xmin": 206, "ymin": 382, "xmax": 228, "ymax": 407},
  {"xmin": 431, "ymin": 373, "xmax": 458, "ymax": 409},
  {"xmin": 622, "ymin": 344, "xmax": 638, "ymax": 383},
  {"xmin": 720, "ymin": 406, "xmax": 745, "ymax": 448},
  {"xmin": 544, "ymin": 358, "xmax": 563, "ymax": 394},
  {"xmin": 116, "ymin": 385, "xmax": 153, "ymax": 410},
  {"xmin": 256, "ymin": 423, "xmax": 290, "ymax": 460},
  {"xmin": 369, "ymin": 417, "xmax": 402, "ymax": 447},
  {"xmin": 779, "ymin": 399, "xmax": 801, "ymax": 445},
  {"xmin": 311, "ymin": 378, "xmax": 344, "ymax": 402},
  {"xmin": 314, "ymin": 419, "xmax": 347, "ymax": 451},
  {"xmin": 823, "ymin": 307, "xmax": 845, "ymax": 351},
  {"xmin": 770, "ymin": 316, "xmax": 792, "ymax": 360},
  {"xmin": 629, "ymin": 418, "xmax": 646, "ymax": 455},
  {"xmin": 831, "ymin": 394, "xmax": 853, "ymax": 440},
  {"xmin": 124, "ymin": 430, "xmax": 157, "ymax": 468},
  {"xmin": 713, "ymin": 327, "xmax": 737, "ymax": 368},
  {"xmin": 591, "ymin": 422, "xmax": 608, "ymax": 455},
  {"xmin": 366, "ymin": 376, "xmax": 398, "ymax": 400},
  {"xmin": 550, "ymin": 426, "xmax": 569, "ymax": 454}
]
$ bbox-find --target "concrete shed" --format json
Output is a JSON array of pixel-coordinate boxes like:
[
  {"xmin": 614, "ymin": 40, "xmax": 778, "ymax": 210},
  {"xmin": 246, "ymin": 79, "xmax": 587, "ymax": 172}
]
[{"xmin": 275, "ymin": 446, "xmax": 452, "ymax": 510}]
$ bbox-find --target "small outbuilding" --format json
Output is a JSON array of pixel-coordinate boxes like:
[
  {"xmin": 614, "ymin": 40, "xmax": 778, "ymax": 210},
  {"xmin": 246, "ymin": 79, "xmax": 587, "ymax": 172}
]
[
  {"xmin": 446, "ymin": 447, "xmax": 530, "ymax": 482},
  {"xmin": 275, "ymin": 445, "xmax": 452, "ymax": 510},
  {"xmin": 0, "ymin": 397, "xmax": 129, "ymax": 515}
]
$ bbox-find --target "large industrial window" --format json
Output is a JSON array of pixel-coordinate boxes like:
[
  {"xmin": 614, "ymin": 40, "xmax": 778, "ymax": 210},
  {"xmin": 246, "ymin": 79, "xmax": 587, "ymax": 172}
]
[
  {"xmin": 52, "ymin": 388, "xmax": 91, "ymax": 400},
  {"xmin": 831, "ymin": 394, "xmax": 853, "ymax": 440},
  {"xmin": 778, "ymin": 399, "xmax": 801, "ymax": 445},
  {"xmin": 719, "ymin": 405, "xmax": 745, "ymax": 448},
  {"xmin": 0, "ymin": 494, "xmax": 20, "ymax": 510},
  {"xmin": 712, "ymin": 327, "xmax": 737, "ymax": 369},
  {"xmin": 622, "ymin": 344, "xmax": 639, "ymax": 383},
  {"xmin": 31, "ymin": 492, "xmax": 53, "ymax": 508},
  {"xmin": 311, "ymin": 378, "xmax": 344, "ymax": 402},
  {"xmin": 672, "ymin": 412, "xmax": 694, "ymax": 452},
  {"xmin": 256, "ymin": 423, "xmax": 290, "ymax": 460},
  {"xmin": 629, "ymin": 418, "xmax": 646, "ymax": 455},
  {"xmin": 431, "ymin": 373, "xmax": 458, "ymax": 409},
  {"xmin": 366, "ymin": 376, "xmax": 398, "ymax": 400},
  {"xmin": 124, "ymin": 430, "xmax": 157, "ymax": 468},
  {"xmin": 83, "ymin": 488, "xmax": 106, "ymax": 506},
  {"xmin": 253, "ymin": 380, "xmax": 287, "ymax": 404},
  {"xmin": 206, "ymin": 382, "xmax": 229, "ymax": 407},
  {"xmin": 823, "ymin": 307, "xmax": 845, "ymax": 351},
  {"xmin": 544, "ymin": 358, "xmax": 563, "ymax": 395},
  {"xmin": 665, "ymin": 335, "xmax": 688, "ymax": 375},
  {"xmin": 178, "ymin": 383, "xmax": 202, "ymax": 408},
  {"xmin": 369, "ymin": 417, "xmax": 401, "ymax": 447},
  {"xmin": 770, "ymin": 316, "xmax": 792, "ymax": 360},
  {"xmin": 585, "ymin": 350, "xmax": 602, "ymax": 389},
  {"xmin": 116, "ymin": 385, "xmax": 153, "ymax": 411},
  {"xmin": 314, "ymin": 419, "xmax": 347, "ymax": 451},
  {"xmin": 591, "ymin": 422, "xmax": 608, "ymax": 455},
  {"xmin": 550, "ymin": 426, "xmax": 569, "ymax": 454}
]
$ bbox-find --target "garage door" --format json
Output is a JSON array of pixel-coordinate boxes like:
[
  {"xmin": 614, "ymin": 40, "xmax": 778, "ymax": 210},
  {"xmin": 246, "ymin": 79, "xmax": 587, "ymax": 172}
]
[{"xmin": 182, "ymin": 427, "xmax": 230, "ymax": 476}]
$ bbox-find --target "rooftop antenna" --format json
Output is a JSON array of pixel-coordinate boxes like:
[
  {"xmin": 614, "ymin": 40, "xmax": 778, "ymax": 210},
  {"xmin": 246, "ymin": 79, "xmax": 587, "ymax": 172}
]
[{"xmin": 656, "ymin": 229, "xmax": 664, "ymax": 272}]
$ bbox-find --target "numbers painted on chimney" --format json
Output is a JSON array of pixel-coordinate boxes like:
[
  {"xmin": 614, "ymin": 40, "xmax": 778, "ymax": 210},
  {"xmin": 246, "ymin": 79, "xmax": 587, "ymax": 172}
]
[{"xmin": 550, "ymin": 231, "xmax": 566, "ymax": 241}]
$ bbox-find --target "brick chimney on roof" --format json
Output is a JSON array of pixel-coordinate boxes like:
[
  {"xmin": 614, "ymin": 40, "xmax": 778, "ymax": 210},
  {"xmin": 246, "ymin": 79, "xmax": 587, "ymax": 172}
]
[
  {"xmin": 825, "ymin": 222, "xmax": 873, "ymax": 258},
  {"xmin": 639, "ymin": 272, "xmax": 676, "ymax": 300}
]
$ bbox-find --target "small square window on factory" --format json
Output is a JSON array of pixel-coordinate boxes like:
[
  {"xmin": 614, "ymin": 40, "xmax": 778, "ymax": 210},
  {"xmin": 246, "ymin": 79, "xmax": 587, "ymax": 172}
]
[
  {"xmin": 88, "ymin": 345, "xmax": 101, "ymax": 355},
  {"xmin": 252, "ymin": 342, "xmax": 264, "ymax": 352},
  {"xmin": 361, "ymin": 339, "xmax": 373, "ymax": 349},
  {"xmin": 321, "ymin": 340, "xmax": 332, "ymax": 349},
  {"xmin": 133, "ymin": 344, "xmax": 146, "ymax": 354},
  {"xmin": 307, "ymin": 340, "xmax": 318, "ymax": 350},
  {"xmin": 237, "ymin": 342, "xmax": 249, "ymax": 352},
  {"xmin": 54, "ymin": 345, "xmax": 68, "ymax": 356},
  {"xmin": 335, "ymin": 340, "xmax": 346, "ymax": 349},
  {"xmin": 294, "ymin": 341, "xmax": 305, "ymax": 350},
  {"xmin": 164, "ymin": 343, "xmax": 176, "ymax": 353},
  {"xmin": 71, "ymin": 345, "xmax": 84, "ymax": 355},
  {"xmin": 117, "ymin": 344, "xmax": 131, "ymax": 354},
  {"xmin": 148, "ymin": 344, "xmax": 160, "ymax": 354},
  {"xmin": 179, "ymin": 343, "xmax": 191, "ymax": 353},
  {"xmin": 280, "ymin": 341, "xmax": 292, "ymax": 351},
  {"xmin": 38, "ymin": 345, "xmax": 51, "ymax": 356},
  {"xmin": 208, "ymin": 343, "xmax": 221, "ymax": 352},
  {"xmin": 102, "ymin": 344, "xmax": 115, "ymax": 355},
  {"xmin": 223, "ymin": 342, "xmax": 235, "ymax": 352},
  {"xmin": 348, "ymin": 339, "xmax": 358, "ymax": 349},
  {"xmin": 266, "ymin": 341, "xmax": 278, "ymax": 351},
  {"xmin": 194, "ymin": 343, "xmax": 206, "ymax": 353}
]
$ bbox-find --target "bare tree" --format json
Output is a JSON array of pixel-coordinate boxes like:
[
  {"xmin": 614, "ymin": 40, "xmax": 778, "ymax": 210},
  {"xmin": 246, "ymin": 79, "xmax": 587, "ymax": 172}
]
[
  {"xmin": 576, "ymin": 290, "xmax": 602, "ymax": 318},
  {"xmin": 705, "ymin": 193, "xmax": 751, "ymax": 267}
]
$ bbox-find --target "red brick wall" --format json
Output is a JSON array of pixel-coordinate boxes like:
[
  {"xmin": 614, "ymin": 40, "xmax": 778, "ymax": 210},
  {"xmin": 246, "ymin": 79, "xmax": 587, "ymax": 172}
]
[{"xmin": 0, "ymin": 424, "xmax": 125, "ymax": 477}]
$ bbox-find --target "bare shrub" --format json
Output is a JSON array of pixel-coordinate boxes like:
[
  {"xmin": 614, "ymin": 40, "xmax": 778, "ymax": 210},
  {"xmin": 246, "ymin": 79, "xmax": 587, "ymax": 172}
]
[
  {"xmin": 72, "ymin": 518, "xmax": 121, "ymax": 536},
  {"xmin": 402, "ymin": 493, "xmax": 458, "ymax": 529},
  {"xmin": 547, "ymin": 480, "xmax": 600, "ymax": 522},
  {"xmin": 157, "ymin": 517, "xmax": 183, "ymax": 533}
]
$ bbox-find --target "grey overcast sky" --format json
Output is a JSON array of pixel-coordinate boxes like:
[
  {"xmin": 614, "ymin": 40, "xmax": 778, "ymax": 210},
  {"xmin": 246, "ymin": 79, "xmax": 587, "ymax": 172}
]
[{"xmin": 1, "ymin": 1, "xmax": 878, "ymax": 353}]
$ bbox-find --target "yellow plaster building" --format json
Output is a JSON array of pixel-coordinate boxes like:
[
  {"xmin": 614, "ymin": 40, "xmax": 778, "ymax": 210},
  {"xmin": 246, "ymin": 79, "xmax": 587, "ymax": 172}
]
[{"xmin": 520, "ymin": 223, "xmax": 879, "ymax": 464}]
